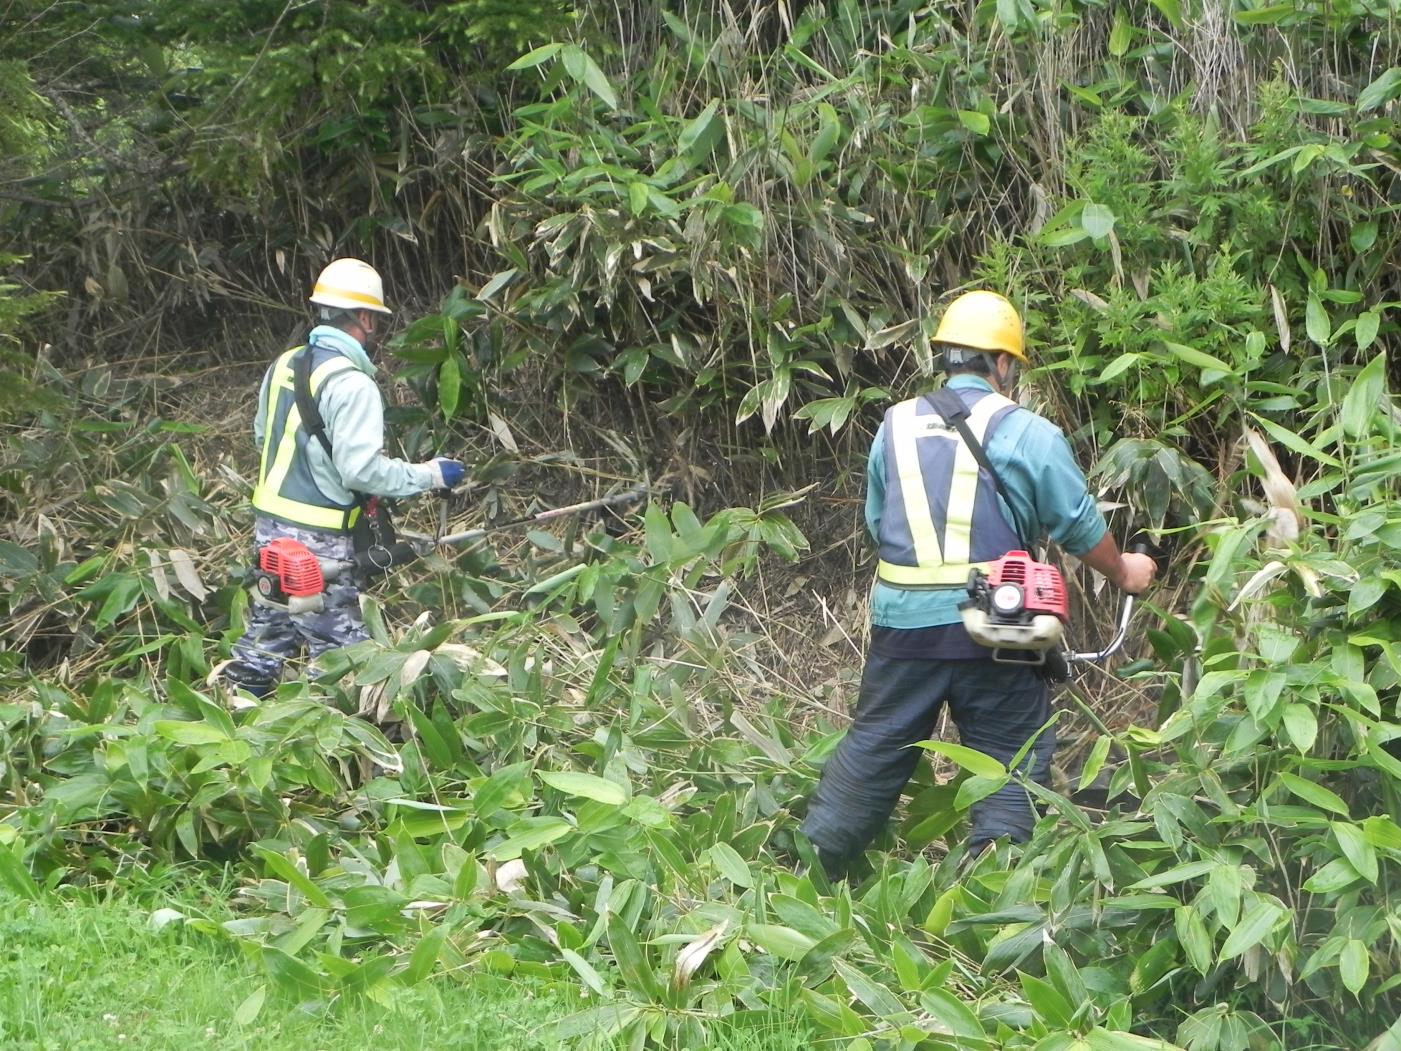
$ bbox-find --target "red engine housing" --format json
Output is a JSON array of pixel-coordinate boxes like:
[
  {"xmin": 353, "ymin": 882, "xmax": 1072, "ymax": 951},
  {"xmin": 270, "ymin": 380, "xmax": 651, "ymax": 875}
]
[
  {"xmin": 985, "ymin": 551, "xmax": 1068, "ymax": 621},
  {"xmin": 258, "ymin": 538, "xmax": 325, "ymax": 598}
]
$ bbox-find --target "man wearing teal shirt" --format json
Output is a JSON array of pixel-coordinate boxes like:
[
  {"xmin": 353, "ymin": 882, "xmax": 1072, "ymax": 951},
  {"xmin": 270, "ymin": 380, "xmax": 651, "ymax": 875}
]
[
  {"xmin": 801, "ymin": 291, "xmax": 1156, "ymax": 877},
  {"xmin": 220, "ymin": 259, "xmax": 464, "ymax": 701}
]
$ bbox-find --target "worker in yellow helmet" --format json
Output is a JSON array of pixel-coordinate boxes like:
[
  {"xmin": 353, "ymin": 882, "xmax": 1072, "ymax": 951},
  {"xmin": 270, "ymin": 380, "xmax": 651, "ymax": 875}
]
[
  {"xmin": 800, "ymin": 290, "xmax": 1156, "ymax": 877},
  {"xmin": 219, "ymin": 259, "xmax": 464, "ymax": 702}
]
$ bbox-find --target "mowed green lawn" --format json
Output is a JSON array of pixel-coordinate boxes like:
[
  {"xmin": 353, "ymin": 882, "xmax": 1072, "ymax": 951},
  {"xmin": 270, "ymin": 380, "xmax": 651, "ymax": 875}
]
[{"xmin": 1, "ymin": 890, "xmax": 811, "ymax": 1050}]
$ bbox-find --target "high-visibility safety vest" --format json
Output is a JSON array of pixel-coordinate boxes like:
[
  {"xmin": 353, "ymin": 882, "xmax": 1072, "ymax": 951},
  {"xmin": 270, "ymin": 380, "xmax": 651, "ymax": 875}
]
[
  {"xmin": 250, "ymin": 344, "xmax": 363, "ymax": 533},
  {"xmin": 876, "ymin": 386, "xmax": 1023, "ymax": 588}
]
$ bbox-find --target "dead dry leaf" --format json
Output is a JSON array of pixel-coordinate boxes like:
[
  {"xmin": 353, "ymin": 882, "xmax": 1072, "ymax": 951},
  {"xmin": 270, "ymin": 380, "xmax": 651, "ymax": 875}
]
[
  {"xmin": 488, "ymin": 411, "xmax": 519, "ymax": 453},
  {"xmin": 167, "ymin": 548, "xmax": 208, "ymax": 601},
  {"xmin": 674, "ymin": 921, "xmax": 729, "ymax": 989},
  {"xmin": 147, "ymin": 549, "xmax": 172, "ymax": 602}
]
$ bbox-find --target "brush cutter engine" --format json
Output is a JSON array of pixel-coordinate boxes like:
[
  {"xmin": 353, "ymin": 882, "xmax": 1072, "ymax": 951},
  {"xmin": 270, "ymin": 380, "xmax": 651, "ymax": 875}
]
[
  {"xmin": 960, "ymin": 551, "xmax": 1069, "ymax": 665},
  {"xmin": 252, "ymin": 538, "xmax": 327, "ymax": 614}
]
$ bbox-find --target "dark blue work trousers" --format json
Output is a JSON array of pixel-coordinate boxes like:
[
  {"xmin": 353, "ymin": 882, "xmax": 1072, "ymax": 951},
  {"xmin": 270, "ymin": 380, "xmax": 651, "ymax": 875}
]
[{"xmin": 802, "ymin": 651, "xmax": 1053, "ymax": 874}]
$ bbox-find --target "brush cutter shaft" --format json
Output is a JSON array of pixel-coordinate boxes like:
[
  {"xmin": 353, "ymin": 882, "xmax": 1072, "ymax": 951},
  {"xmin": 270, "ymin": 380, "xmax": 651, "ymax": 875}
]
[{"xmin": 435, "ymin": 487, "xmax": 649, "ymax": 547}]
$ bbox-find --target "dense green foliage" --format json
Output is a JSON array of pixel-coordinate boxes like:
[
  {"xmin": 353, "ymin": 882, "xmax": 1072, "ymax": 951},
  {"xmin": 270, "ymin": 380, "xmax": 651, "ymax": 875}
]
[{"xmin": 5, "ymin": 0, "xmax": 1401, "ymax": 1048}]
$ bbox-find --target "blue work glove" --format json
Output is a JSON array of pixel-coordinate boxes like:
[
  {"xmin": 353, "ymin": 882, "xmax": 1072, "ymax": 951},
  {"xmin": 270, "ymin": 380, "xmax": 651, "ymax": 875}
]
[{"xmin": 428, "ymin": 458, "xmax": 465, "ymax": 490}]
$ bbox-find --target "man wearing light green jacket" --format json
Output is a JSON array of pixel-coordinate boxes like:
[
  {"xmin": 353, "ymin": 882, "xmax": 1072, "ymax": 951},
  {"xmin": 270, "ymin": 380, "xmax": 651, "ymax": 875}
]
[{"xmin": 220, "ymin": 258, "xmax": 463, "ymax": 700}]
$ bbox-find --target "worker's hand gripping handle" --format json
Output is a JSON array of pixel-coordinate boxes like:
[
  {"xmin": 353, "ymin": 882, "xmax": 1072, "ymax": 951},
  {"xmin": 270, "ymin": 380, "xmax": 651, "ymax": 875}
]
[
  {"xmin": 1066, "ymin": 533, "xmax": 1160, "ymax": 666},
  {"xmin": 1127, "ymin": 532, "xmax": 1167, "ymax": 570}
]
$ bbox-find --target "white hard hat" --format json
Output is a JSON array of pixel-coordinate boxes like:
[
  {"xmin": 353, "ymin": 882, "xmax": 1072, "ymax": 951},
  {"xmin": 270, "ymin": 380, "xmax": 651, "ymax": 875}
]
[{"xmin": 309, "ymin": 258, "xmax": 392, "ymax": 315}]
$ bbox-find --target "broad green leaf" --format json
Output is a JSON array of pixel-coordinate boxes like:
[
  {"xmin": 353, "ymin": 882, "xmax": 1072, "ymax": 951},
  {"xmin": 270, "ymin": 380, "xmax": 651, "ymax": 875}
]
[
  {"xmin": 811, "ymin": 104, "xmax": 841, "ymax": 165},
  {"xmin": 1043, "ymin": 227, "xmax": 1091, "ymax": 247},
  {"xmin": 1081, "ymin": 203, "xmax": 1117, "ymax": 238},
  {"xmin": 507, "ymin": 42, "xmax": 563, "ymax": 70},
  {"xmin": 746, "ymin": 923, "xmax": 816, "ymax": 961},
  {"xmin": 1281, "ymin": 703, "xmax": 1317, "ymax": 753},
  {"xmin": 1351, "ymin": 222, "xmax": 1379, "ymax": 253},
  {"xmin": 1306, "ymin": 294, "xmax": 1331, "ymax": 346},
  {"xmin": 1163, "ymin": 342, "xmax": 1235, "ymax": 374},
  {"xmin": 233, "ymin": 985, "xmax": 266, "ymax": 1026},
  {"xmin": 401, "ymin": 925, "xmax": 448, "ymax": 985},
  {"xmin": 1148, "ymin": 0, "xmax": 1182, "ymax": 28},
  {"xmin": 1218, "ymin": 899, "xmax": 1285, "ymax": 960},
  {"xmin": 914, "ymin": 740, "xmax": 1006, "ymax": 778},
  {"xmin": 1107, "ymin": 8, "xmax": 1132, "ymax": 57},
  {"xmin": 708, "ymin": 842, "xmax": 754, "ymax": 888},
  {"xmin": 489, "ymin": 817, "xmax": 573, "ymax": 861},
  {"xmin": 0, "ymin": 841, "xmax": 41, "ymax": 900},
  {"xmin": 1078, "ymin": 734, "xmax": 1113, "ymax": 792},
  {"xmin": 154, "ymin": 720, "xmax": 230, "ymax": 746},
  {"xmin": 1341, "ymin": 351, "xmax": 1386, "ymax": 439},
  {"xmin": 561, "ymin": 45, "xmax": 618, "ymax": 110},
  {"xmin": 260, "ymin": 945, "xmax": 328, "ymax": 998},
  {"xmin": 1233, "ymin": 4, "xmax": 1292, "ymax": 24},
  {"xmin": 1357, "ymin": 67, "xmax": 1401, "ymax": 112},
  {"xmin": 643, "ymin": 501, "xmax": 674, "ymax": 562},
  {"xmin": 1277, "ymin": 772, "xmax": 1349, "ymax": 816},
  {"xmin": 1302, "ymin": 857, "xmax": 1362, "ymax": 893},
  {"xmin": 955, "ymin": 774, "xmax": 1009, "ymax": 810},
  {"xmin": 1085, "ymin": 1030, "xmax": 1180, "ymax": 1050},
  {"xmin": 958, "ymin": 110, "xmax": 990, "ymax": 135},
  {"xmin": 1364, "ymin": 816, "xmax": 1401, "ymax": 852},
  {"xmin": 1332, "ymin": 821, "xmax": 1379, "ymax": 883},
  {"xmin": 1127, "ymin": 859, "xmax": 1217, "ymax": 890},
  {"xmin": 438, "ymin": 353, "xmax": 461, "ymax": 419},
  {"xmin": 833, "ymin": 958, "xmax": 908, "ymax": 1018},
  {"xmin": 1340, "ymin": 939, "xmax": 1369, "ymax": 995},
  {"xmin": 476, "ymin": 269, "xmax": 516, "ymax": 303},
  {"xmin": 251, "ymin": 845, "xmax": 333, "ymax": 908},
  {"xmin": 1175, "ymin": 906, "xmax": 1212, "ymax": 975},
  {"xmin": 561, "ymin": 947, "xmax": 608, "ymax": 995},
  {"xmin": 606, "ymin": 912, "xmax": 661, "ymax": 1001},
  {"xmin": 1098, "ymin": 353, "xmax": 1142, "ymax": 384},
  {"xmin": 1129, "ymin": 936, "xmax": 1178, "ymax": 994},
  {"xmin": 1356, "ymin": 310, "xmax": 1380, "ymax": 353},
  {"xmin": 677, "ymin": 99, "xmax": 720, "ymax": 156},
  {"xmin": 539, "ymin": 770, "xmax": 627, "ymax": 806},
  {"xmin": 1019, "ymin": 970, "xmax": 1073, "ymax": 1027}
]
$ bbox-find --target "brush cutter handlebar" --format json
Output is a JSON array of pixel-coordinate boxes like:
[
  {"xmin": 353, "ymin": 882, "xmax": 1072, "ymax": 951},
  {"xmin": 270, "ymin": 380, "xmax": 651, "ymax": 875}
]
[{"xmin": 1064, "ymin": 536, "xmax": 1160, "ymax": 666}]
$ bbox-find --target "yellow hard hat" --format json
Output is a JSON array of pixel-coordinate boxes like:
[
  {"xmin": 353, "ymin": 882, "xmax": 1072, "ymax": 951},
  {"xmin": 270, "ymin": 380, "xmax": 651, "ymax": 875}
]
[
  {"xmin": 309, "ymin": 258, "xmax": 392, "ymax": 315},
  {"xmin": 932, "ymin": 290, "xmax": 1026, "ymax": 363}
]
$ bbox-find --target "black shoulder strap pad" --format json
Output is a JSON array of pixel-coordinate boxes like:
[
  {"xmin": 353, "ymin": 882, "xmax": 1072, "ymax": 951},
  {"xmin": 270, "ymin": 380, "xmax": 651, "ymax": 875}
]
[{"xmin": 293, "ymin": 347, "xmax": 334, "ymax": 461}]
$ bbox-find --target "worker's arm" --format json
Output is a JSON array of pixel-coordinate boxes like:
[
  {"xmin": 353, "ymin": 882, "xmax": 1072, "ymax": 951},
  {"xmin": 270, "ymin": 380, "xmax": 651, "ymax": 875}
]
[
  {"xmin": 319, "ymin": 373, "xmax": 437, "ymax": 498},
  {"xmin": 999, "ymin": 417, "xmax": 1155, "ymax": 593}
]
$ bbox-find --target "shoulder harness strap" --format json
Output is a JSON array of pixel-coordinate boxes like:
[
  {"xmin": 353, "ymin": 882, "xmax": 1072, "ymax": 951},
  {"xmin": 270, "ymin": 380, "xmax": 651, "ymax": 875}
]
[
  {"xmin": 293, "ymin": 346, "xmax": 334, "ymax": 461},
  {"xmin": 925, "ymin": 388, "xmax": 1027, "ymax": 548}
]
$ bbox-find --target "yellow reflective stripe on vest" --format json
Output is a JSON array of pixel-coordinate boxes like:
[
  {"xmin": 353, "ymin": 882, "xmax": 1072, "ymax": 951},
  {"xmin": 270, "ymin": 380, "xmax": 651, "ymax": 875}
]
[
  {"xmin": 888, "ymin": 399, "xmax": 944, "ymax": 568},
  {"xmin": 945, "ymin": 394, "xmax": 1014, "ymax": 566},
  {"xmin": 251, "ymin": 348, "xmax": 361, "ymax": 531},
  {"xmin": 876, "ymin": 559, "xmax": 992, "ymax": 587},
  {"xmin": 880, "ymin": 390, "xmax": 1016, "ymax": 586}
]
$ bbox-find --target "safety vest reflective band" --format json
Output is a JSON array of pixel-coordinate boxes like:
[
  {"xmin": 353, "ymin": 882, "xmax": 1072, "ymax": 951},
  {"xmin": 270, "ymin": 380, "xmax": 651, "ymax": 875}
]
[
  {"xmin": 875, "ymin": 388, "xmax": 1022, "ymax": 589},
  {"xmin": 251, "ymin": 345, "xmax": 363, "ymax": 533}
]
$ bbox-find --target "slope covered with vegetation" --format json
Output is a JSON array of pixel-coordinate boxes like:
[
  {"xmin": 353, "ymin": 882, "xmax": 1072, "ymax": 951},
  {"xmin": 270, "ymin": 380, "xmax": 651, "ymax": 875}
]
[{"xmin": 4, "ymin": 1, "xmax": 1401, "ymax": 1047}]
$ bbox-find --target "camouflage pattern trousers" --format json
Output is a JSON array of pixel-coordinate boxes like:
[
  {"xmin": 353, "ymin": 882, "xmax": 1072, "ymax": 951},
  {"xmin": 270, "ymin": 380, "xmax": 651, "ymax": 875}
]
[{"xmin": 222, "ymin": 517, "xmax": 368, "ymax": 697}]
